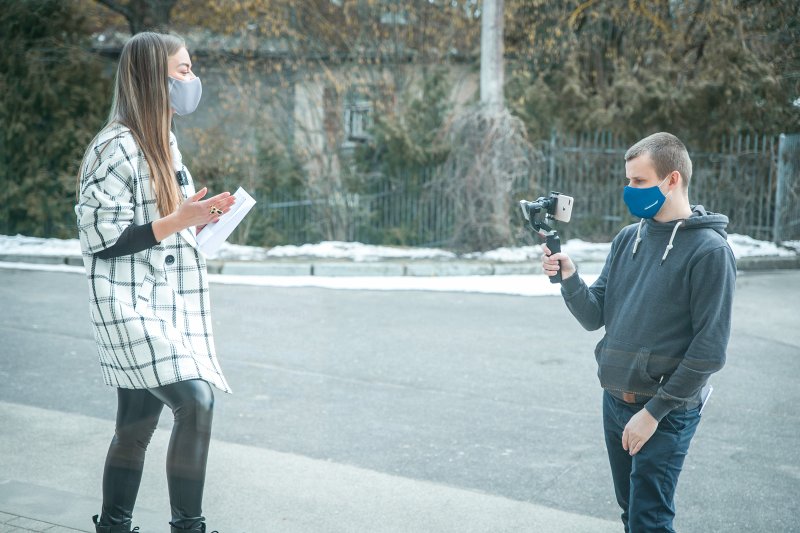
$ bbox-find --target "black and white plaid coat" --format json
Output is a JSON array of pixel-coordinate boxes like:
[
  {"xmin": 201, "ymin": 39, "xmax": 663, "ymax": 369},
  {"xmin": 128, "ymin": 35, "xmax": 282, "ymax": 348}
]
[{"xmin": 75, "ymin": 122, "xmax": 230, "ymax": 393}]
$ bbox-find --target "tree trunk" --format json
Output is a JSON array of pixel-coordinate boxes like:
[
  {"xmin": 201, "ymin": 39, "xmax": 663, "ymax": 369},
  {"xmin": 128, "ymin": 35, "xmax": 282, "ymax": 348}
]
[
  {"xmin": 480, "ymin": 0, "xmax": 504, "ymax": 112},
  {"xmin": 95, "ymin": 0, "xmax": 176, "ymax": 34}
]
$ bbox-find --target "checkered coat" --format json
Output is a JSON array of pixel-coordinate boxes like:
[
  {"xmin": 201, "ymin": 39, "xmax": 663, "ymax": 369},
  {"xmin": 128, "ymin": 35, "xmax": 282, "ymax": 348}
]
[{"xmin": 75, "ymin": 123, "xmax": 231, "ymax": 393}]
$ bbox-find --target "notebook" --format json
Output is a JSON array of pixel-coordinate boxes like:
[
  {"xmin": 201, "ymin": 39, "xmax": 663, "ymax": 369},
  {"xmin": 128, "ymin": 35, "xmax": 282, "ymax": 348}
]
[{"xmin": 196, "ymin": 187, "xmax": 256, "ymax": 257}]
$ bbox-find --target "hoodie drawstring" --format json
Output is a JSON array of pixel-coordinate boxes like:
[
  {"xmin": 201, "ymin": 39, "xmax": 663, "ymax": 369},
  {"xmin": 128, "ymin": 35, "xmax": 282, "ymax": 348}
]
[
  {"xmin": 632, "ymin": 219, "xmax": 645, "ymax": 256},
  {"xmin": 661, "ymin": 221, "xmax": 683, "ymax": 264},
  {"xmin": 631, "ymin": 218, "xmax": 683, "ymax": 264}
]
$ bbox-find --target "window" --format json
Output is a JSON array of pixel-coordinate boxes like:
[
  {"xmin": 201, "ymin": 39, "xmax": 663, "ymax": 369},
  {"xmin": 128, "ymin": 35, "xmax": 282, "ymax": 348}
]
[
  {"xmin": 380, "ymin": 10, "xmax": 408, "ymax": 26},
  {"xmin": 344, "ymin": 93, "xmax": 373, "ymax": 143},
  {"xmin": 379, "ymin": 0, "xmax": 409, "ymax": 25}
]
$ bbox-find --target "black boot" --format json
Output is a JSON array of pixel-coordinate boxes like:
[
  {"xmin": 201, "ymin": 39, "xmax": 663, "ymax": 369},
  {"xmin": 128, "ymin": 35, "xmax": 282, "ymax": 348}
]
[
  {"xmin": 169, "ymin": 522, "xmax": 218, "ymax": 533},
  {"xmin": 92, "ymin": 514, "xmax": 139, "ymax": 532}
]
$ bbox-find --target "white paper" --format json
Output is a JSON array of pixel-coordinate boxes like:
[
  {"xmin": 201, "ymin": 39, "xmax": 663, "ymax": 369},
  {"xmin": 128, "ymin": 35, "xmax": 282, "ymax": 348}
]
[
  {"xmin": 699, "ymin": 385, "xmax": 713, "ymax": 414},
  {"xmin": 197, "ymin": 187, "xmax": 256, "ymax": 257}
]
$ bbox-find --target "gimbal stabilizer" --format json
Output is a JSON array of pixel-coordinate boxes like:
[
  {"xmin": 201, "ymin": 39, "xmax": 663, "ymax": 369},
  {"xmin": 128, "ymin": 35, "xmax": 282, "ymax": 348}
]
[{"xmin": 519, "ymin": 191, "xmax": 573, "ymax": 284}]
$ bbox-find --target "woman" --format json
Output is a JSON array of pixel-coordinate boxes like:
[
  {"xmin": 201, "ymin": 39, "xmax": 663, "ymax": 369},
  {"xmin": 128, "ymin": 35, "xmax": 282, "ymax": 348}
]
[{"xmin": 75, "ymin": 32, "xmax": 232, "ymax": 533}]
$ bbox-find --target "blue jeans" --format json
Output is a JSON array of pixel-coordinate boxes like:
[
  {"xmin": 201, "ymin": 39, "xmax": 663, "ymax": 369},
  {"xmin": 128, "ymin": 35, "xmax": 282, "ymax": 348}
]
[{"xmin": 603, "ymin": 391, "xmax": 701, "ymax": 533}]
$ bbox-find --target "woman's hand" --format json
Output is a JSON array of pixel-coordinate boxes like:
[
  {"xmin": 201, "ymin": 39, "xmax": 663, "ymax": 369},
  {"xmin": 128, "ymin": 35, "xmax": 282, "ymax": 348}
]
[
  {"xmin": 175, "ymin": 187, "xmax": 236, "ymax": 229},
  {"xmin": 153, "ymin": 187, "xmax": 236, "ymax": 242}
]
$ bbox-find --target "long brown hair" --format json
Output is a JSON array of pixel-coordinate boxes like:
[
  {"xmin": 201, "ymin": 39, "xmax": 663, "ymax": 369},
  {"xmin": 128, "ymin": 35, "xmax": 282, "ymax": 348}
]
[{"xmin": 78, "ymin": 32, "xmax": 186, "ymax": 216}]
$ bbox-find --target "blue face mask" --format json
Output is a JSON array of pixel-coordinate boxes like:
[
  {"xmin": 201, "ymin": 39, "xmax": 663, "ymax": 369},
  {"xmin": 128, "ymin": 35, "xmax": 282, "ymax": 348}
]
[{"xmin": 623, "ymin": 177, "xmax": 670, "ymax": 219}]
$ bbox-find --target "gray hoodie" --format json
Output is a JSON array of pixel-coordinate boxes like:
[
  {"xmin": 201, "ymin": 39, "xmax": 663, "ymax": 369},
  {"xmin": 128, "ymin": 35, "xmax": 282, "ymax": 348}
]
[{"xmin": 561, "ymin": 205, "xmax": 736, "ymax": 421}]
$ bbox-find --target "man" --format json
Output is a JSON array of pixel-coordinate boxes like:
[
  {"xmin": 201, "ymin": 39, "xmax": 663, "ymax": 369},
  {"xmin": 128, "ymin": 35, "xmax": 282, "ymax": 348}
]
[{"xmin": 542, "ymin": 132, "xmax": 736, "ymax": 532}]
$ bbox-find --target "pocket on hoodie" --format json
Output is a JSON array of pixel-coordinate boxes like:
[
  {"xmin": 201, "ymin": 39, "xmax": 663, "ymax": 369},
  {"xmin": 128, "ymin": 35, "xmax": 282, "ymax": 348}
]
[{"xmin": 595, "ymin": 336, "xmax": 660, "ymax": 395}]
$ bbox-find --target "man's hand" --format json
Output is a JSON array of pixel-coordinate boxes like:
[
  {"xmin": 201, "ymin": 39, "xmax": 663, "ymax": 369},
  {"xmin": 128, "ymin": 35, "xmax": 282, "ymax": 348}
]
[
  {"xmin": 541, "ymin": 244, "xmax": 577, "ymax": 280},
  {"xmin": 622, "ymin": 408, "xmax": 658, "ymax": 456}
]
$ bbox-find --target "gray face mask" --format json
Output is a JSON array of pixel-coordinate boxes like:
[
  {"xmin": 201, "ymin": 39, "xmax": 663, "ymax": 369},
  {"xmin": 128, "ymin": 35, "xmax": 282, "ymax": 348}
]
[{"xmin": 168, "ymin": 76, "xmax": 202, "ymax": 115}]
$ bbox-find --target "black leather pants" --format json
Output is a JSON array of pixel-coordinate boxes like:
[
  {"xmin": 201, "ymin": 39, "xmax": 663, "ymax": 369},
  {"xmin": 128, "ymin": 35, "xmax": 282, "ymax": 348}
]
[{"xmin": 98, "ymin": 379, "xmax": 214, "ymax": 530}]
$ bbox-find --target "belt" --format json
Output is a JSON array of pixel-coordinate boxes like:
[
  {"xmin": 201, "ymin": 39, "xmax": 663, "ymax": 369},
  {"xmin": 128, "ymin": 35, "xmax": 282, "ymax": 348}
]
[
  {"xmin": 622, "ymin": 392, "xmax": 638, "ymax": 403},
  {"xmin": 608, "ymin": 389, "xmax": 702, "ymax": 410},
  {"xmin": 611, "ymin": 390, "xmax": 649, "ymax": 404}
]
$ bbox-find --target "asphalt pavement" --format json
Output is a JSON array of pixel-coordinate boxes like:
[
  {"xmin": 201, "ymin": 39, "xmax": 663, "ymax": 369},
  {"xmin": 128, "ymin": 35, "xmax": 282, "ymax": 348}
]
[{"xmin": 1, "ymin": 267, "xmax": 798, "ymax": 532}]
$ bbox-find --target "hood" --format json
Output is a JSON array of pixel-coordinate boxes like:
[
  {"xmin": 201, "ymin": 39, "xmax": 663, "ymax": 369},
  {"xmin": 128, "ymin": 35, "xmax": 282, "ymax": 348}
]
[
  {"xmin": 633, "ymin": 205, "xmax": 729, "ymax": 264},
  {"xmin": 676, "ymin": 205, "xmax": 729, "ymax": 239}
]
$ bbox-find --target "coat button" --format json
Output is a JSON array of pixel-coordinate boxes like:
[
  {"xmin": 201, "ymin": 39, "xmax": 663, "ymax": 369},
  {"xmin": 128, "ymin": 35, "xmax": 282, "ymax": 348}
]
[{"xmin": 165, "ymin": 255, "xmax": 175, "ymax": 265}]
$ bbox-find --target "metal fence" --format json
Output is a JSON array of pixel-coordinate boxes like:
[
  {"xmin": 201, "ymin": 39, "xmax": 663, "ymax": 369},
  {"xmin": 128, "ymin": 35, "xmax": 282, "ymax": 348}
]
[
  {"xmin": 774, "ymin": 133, "xmax": 800, "ymax": 243},
  {"xmin": 533, "ymin": 131, "xmax": 786, "ymax": 242},
  {"xmin": 252, "ymin": 131, "xmax": 799, "ymax": 247},
  {"xmin": 253, "ymin": 167, "xmax": 457, "ymax": 246}
]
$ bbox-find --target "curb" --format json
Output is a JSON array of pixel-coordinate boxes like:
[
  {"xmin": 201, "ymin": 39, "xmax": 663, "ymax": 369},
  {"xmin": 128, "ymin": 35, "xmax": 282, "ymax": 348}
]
[
  {"xmin": 0, "ymin": 254, "xmax": 85, "ymax": 267},
  {"xmin": 1, "ymin": 253, "xmax": 798, "ymax": 276},
  {"xmin": 734, "ymin": 255, "xmax": 800, "ymax": 271},
  {"xmin": 210, "ymin": 260, "xmax": 551, "ymax": 277}
]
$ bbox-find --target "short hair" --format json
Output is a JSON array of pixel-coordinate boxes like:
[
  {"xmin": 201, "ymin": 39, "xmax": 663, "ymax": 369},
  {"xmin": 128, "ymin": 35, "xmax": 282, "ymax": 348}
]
[{"xmin": 625, "ymin": 132, "xmax": 692, "ymax": 188}]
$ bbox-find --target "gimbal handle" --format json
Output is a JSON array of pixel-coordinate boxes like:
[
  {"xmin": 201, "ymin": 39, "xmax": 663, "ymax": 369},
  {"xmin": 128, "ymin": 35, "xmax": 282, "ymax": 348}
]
[{"xmin": 545, "ymin": 233, "xmax": 562, "ymax": 284}]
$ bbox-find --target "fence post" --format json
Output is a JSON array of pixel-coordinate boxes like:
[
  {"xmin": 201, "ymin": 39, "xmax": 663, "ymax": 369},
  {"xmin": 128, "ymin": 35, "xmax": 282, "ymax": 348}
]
[
  {"xmin": 774, "ymin": 133, "xmax": 800, "ymax": 243},
  {"xmin": 548, "ymin": 129, "xmax": 556, "ymax": 191}
]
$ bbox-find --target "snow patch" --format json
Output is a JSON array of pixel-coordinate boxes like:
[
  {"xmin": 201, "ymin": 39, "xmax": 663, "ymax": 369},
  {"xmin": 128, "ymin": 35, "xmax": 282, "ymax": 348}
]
[
  {"xmin": 727, "ymin": 234, "xmax": 796, "ymax": 258},
  {"xmin": 208, "ymin": 273, "xmax": 595, "ymax": 297},
  {"xmin": 0, "ymin": 234, "xmax": 81, "ymax": 256},
  {"xmin": 266, "ymin": 241, "xmax": 456, "ymax": 262},
  {"xmin": 1, "ymin": 233, "xmax": 796, "ymax": 263}
]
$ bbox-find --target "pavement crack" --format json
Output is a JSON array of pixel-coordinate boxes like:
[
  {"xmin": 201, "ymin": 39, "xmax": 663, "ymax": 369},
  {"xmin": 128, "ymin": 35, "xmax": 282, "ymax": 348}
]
[
  {"xmin": 741, "ymin": 332, "xmax": 800, "ymax": 351},
  {"xmin": 0, "ymin": 323, "xmax": 92, "ymax": 342},
  {"xmin": 226, "ymin": 358, "xmax": 595, "ymax": 417}
]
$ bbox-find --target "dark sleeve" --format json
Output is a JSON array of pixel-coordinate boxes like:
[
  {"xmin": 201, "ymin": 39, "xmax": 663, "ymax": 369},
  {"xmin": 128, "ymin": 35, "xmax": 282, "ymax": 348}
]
[
  {"xmin": 559, "ymin": 238, "xmax": 618, "ymax": 331},
  {"xmin": 94, "ymin": 222, "xmax": 159, "ymax": 259}
]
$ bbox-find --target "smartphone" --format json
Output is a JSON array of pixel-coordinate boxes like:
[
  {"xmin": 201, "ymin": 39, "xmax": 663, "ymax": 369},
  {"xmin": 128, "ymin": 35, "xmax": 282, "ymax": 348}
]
[
  {"xmin": 519, "ymin": 193, "xmax": 575, "ymax": 223},
  {"xmin": 553, "ymin": 194, "xmax": 574, "ymax": 223}
]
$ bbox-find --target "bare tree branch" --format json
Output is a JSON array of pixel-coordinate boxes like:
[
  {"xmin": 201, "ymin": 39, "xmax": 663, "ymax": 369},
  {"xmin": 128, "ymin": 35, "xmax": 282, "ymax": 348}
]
[
  {"xmin": 94, "ymin": 0, "xmax": 132, "ymax": 21},
  {"xmin": 93, "ymin": 0, "xmax": 176, "ymax": 34}
]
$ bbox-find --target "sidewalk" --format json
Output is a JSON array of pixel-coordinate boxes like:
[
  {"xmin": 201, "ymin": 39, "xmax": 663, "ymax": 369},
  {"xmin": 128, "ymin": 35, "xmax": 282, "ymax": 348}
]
[
  {"xmin": 0, "ymin": 477, "xmax": 162, "ymax": 533},
  {"xmin": 0, "ymin": 510, "xmax": 83, "ymax": 533},
  {"xmin": 0, "ymin": 402, "xmax": 621, "ymax": 533}
]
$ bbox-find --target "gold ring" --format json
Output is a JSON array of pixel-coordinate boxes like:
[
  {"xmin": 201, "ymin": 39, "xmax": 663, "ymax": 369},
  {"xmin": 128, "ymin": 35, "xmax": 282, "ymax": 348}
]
[{"xmin": 210, "ymin": 206, "xmax": 223, "ymax": 216}]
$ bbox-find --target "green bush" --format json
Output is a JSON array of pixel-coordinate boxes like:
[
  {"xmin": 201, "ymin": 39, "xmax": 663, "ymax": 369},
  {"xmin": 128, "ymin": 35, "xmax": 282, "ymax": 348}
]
[
  {"xmin": 352, "ymin": 69, "xmax": 453, "ymax": 245},
  {"xmin": 0, "ymin": 0, "xmax": 112, "ymax": 238}
]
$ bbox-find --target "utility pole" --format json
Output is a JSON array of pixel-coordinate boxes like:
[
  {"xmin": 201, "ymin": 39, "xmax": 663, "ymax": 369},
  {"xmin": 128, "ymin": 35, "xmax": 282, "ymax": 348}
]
[{"xmin": 480, "ymin": 0, "xmax": 504, "ymax": 112}]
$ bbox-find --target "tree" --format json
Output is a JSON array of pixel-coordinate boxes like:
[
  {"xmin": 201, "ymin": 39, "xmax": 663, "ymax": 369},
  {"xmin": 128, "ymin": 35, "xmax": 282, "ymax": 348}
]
[
  {"xmin": 0, "ymin": 0, "xmax": 112, "ymax": 238},
  {"xmin": 94, "ymin": 0, "xmax": 177, "ymax": 34},
  {"xmin": 504, "ymin": 0, "xmax": 800, "ymax": 148},
  {"xmin": 167, "ymin": 0, "xmax": 481, "ymax": 245},
  {"xmin": 429, "ymin": 0, "xmax": 534, "ymax": 251}
]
